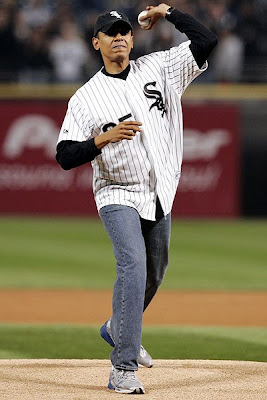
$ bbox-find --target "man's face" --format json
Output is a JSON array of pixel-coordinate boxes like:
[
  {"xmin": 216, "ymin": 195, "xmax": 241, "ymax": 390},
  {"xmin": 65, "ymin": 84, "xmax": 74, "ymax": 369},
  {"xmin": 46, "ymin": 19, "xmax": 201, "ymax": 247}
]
[{"xmin": 92, "ymin": 22, "xmax": 134, "ymax": 63}]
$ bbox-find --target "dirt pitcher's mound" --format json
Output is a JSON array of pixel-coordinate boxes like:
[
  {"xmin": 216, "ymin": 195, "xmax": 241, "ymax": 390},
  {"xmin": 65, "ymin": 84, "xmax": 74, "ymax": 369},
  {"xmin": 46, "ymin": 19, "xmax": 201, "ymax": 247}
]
[{"xmin": 0, "ymin": 359, "xmax": 266, "ymax": 400}]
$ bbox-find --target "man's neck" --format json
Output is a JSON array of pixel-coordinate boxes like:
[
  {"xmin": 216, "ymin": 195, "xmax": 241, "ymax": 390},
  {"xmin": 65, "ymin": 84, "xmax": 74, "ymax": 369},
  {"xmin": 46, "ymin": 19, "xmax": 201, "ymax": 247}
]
[
  {"xmin": 103, "ymin": 59, "xmax": 130, "ymax": 74},
  {"xmin": 102, "ymin": 63, "xmax": 130, "ymax": 80}
]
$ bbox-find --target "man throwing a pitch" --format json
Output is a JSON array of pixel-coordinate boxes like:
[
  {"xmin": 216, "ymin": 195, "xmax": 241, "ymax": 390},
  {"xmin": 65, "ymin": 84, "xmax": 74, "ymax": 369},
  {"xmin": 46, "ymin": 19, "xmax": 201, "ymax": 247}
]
[{"xmin": 56, "ymin": 3, "xmax": 217, "ymax": 394}]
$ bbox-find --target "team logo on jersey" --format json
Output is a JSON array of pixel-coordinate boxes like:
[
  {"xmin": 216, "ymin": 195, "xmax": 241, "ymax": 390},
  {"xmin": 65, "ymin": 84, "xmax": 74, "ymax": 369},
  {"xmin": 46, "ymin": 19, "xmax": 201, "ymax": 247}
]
[
  {"xmin": 110, "ymin": 11, "xmax": 122, "ymax": 19},
  {"xmin": 144, "ymin": 81, "xmax": 166, "ymax": 117}
]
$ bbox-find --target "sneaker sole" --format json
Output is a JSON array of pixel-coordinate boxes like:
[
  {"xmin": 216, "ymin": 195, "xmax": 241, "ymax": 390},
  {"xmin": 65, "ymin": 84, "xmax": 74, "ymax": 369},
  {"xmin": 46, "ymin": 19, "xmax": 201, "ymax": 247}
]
[
  {"xmin": 115, "ymin": 387, "xmax": 145, "ymax": 394},
  {"xmin": 141, "ymin": 361, "xmax": 153, "ymax": 368},
  {"xmin": 100, "ymin": 322, "xmax": 115, "ymax": 347},
  {"xmin": 108, "ymin": 381, "xmax": 114, "ymax": 390},
  {"xmin": 108, "ymin": 379, "xmax": 145, "ymax": 394}
]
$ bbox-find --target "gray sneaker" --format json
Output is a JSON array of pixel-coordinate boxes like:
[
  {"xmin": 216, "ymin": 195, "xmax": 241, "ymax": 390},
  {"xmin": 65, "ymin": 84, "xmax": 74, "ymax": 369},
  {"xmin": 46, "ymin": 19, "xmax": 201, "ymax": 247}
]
[
  {"xmin": 100, "ymin": 319, "xmax": 153, "ymax": 368},
  {"xmin": 108, "ymin": 366, "xmax": 145, "ymax": 394},
  {"xmin": 139, "ymin": 345, "xmax": 153, "ymax": 368}
]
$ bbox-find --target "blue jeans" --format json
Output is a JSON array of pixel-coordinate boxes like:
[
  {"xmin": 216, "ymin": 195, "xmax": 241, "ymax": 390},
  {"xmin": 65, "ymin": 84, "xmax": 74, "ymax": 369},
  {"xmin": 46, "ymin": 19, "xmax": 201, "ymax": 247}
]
[{"xmin": 99, "ymin": 204, "xmax": 171, "ymax": 370}]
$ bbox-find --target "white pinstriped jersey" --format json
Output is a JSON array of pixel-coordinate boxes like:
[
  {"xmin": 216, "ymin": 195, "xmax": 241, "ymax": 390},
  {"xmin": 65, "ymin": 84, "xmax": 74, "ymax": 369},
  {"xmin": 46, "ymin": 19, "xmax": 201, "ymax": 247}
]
[{"xmin": 57, "ymin": 40, "xmax": 207, "ymax": 220}]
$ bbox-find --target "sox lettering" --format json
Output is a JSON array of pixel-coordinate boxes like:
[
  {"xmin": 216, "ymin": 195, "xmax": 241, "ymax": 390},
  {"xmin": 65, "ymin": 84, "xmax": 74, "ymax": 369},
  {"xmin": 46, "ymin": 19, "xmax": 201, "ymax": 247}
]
[
  {"xmin": 144, "ymin": 82, "xmax": 166, "ymax": 117},
  {"xmin": 110, "ymin": 11, "xmax": 122, "ymax": 19}
]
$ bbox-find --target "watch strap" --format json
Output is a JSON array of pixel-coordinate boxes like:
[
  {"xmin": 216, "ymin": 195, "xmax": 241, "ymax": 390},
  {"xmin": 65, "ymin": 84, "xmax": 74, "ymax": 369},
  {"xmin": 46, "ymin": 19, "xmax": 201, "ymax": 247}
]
[{"xmin": 165, "ymin": 6, "xmax": 175, "ymax": 20}]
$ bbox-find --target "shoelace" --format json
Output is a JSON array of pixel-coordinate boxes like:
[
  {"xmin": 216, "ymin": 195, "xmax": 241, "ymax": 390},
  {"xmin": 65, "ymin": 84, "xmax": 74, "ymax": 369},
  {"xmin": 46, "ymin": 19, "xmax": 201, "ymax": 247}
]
[{"xmin": 117, "ymin": 369, "xmax": 138, "ymax": 386}]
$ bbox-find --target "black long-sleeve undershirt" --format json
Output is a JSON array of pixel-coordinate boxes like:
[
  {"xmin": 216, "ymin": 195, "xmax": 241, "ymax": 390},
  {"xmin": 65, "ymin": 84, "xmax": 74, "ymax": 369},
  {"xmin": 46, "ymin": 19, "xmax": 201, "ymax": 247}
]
[
  {"xmin": 56, "ymin": 10, "xmax": 217, "ymax": 171},
  {"xmin": 56, "ymin": 139, "xmax": 101, "ymax": 170},
  {"xmin": 166, "ymin": 9, "xmax": 218, "ymax": 68}
]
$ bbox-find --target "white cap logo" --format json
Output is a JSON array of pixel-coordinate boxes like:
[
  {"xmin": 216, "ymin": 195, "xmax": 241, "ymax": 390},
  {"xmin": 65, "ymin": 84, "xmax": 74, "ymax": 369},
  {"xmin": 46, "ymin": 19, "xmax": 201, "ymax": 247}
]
[{"xmin": 110, "ymin": 11, "xmax": 122, "ymax": 19}]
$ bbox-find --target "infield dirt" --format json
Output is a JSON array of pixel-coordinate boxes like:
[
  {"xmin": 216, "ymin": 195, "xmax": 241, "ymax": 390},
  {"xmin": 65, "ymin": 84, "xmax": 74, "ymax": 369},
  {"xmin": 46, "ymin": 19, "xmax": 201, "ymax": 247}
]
[
  {"xmin": 0, "ymin": 359, "xmax": 267, "ymax": 400},
  {"xmin": 0, "ymin": 289, "xmax": 266, "ymax": 326}
]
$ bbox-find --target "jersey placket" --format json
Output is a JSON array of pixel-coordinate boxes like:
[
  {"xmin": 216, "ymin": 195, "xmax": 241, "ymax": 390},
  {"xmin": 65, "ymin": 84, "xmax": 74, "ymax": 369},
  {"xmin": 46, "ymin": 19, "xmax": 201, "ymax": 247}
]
[{"xmin": 124, "ymin": 75, "xmax": 158, "ymax": 219}]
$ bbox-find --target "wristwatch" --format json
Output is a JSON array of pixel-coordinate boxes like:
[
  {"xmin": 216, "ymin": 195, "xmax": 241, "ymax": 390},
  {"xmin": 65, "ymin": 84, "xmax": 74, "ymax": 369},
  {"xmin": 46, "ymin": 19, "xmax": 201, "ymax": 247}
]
[{"xmin": 165, "ymin": 6, "xmax": 175, "ymax": 20}]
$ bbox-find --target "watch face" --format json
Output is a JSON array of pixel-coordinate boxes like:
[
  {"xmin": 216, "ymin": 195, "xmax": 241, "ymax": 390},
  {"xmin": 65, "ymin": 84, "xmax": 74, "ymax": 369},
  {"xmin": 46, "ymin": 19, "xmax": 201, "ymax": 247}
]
[{"xmin": 166, "ymin": 7, "xmax": 174, "ymax": 15}]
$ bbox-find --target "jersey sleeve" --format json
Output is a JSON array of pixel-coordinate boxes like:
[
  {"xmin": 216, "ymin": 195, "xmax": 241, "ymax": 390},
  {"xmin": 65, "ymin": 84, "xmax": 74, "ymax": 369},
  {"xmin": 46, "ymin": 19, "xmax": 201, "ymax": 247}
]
[
  {"xmin": 160, "ymin": 40, "xmax": 208, "ymax": 95},
  {"xmin": 57, "ymin": 95, "xmax": 94, "ymax": 144}
]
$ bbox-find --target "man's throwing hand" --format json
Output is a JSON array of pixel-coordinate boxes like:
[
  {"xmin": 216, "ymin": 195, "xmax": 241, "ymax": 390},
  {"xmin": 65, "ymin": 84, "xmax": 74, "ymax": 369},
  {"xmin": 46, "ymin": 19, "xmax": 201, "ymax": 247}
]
[{"xmin": 139, "ymin": 3, "xmax": 171, "ymax": 30}]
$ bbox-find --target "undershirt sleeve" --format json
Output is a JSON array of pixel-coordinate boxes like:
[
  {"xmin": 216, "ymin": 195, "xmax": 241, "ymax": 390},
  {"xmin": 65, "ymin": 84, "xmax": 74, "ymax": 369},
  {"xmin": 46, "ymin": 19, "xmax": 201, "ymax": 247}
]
[
  {"xmin": 56, "ymin": 138, "xmax": 101, "ymax": 170},
  {"xmin": 166, "ymin": 9, "xmax": 218, "ymax": 68}
]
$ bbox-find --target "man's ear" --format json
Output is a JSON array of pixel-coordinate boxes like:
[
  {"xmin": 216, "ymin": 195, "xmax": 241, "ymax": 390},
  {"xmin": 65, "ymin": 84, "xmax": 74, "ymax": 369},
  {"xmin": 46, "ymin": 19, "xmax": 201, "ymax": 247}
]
[{"xmin": 92, "ymin": 36, "xmax": 99, "ymax": 50}]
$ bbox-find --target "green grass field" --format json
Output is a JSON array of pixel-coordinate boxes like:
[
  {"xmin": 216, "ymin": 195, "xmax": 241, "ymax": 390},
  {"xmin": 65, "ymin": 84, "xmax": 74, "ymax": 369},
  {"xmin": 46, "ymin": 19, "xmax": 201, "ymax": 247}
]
[
  {"xmin": 0, "ymin": 217, "xmax": 267, "ymax": 290},
  {"xmin": 0, "ymin": 324, "xmax": 267, "ymax": 362},
  {"xmin": 0, "ymin": 217, "xmax": 267, "ymax": 361}
]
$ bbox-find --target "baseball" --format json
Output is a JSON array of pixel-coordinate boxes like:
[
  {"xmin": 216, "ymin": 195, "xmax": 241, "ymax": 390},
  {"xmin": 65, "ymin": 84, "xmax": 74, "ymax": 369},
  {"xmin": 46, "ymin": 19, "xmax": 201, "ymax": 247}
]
[{"xmin": 138, "ymin": 10, "xmax": 151, "ymax": 27}]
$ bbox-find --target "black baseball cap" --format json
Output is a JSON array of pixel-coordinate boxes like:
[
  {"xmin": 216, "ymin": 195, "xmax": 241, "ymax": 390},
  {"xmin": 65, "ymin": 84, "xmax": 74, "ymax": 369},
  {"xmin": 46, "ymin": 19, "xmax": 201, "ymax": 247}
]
[{"xmin": 93, "ymin": 10, "xmax": 133, "ymax": 37}]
